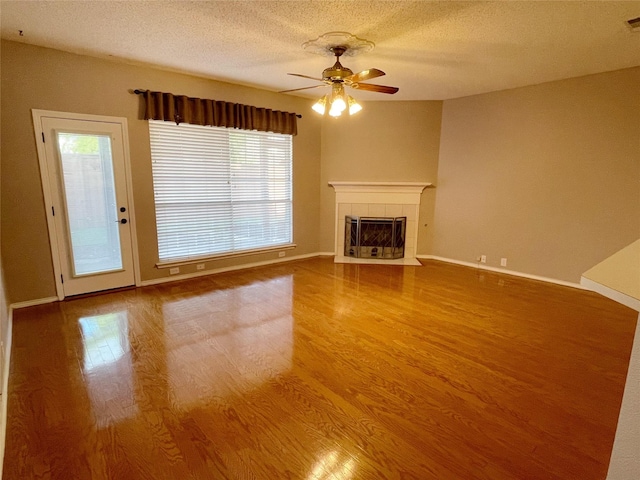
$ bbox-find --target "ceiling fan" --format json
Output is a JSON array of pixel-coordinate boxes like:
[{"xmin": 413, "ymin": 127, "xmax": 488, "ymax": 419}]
[{"xmin": 280, "ymin": 45, "xmax": 399, "ymax": 117}]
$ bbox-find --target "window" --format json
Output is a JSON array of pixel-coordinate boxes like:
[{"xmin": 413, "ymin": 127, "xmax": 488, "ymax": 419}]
[{"xmin": 148, "ymin": 120, "xmax": 292, "ymax": 262}]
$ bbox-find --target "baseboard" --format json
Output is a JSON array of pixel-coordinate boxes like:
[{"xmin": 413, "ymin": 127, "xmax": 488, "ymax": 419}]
[
  {"xmin": 139, "ymin": 252, "xmax": 329, "ymax": 287},
  {"xmin": 0, "ymin": 306, "xmax": 14, "ymax": 480},
  {"xmin": 580, "ymin": 277, "xmax": 640, "ymax": 312},
  {"xmin": 10, "ymin": 296, "xmax": 58, "ymax": 310},
  {"xmin": 418, "ymin": 255, "xmax": 586, "ymax": 290}
]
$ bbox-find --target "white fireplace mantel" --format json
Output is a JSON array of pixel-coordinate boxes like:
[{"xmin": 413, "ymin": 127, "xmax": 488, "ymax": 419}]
[
  {"xmin": 329, "ymin": 181, "xmax": 432, "ymax": 205},
  {"xmin": 329, "ymin": 181, "xmax": 432, "ymax": 190},
  {"xmin": 329, "ymin": 181, "xmax": 433, "ymax": 265}
]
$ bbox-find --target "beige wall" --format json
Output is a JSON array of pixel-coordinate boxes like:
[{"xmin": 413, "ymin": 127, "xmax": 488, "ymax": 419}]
[
  {"xmin": 0, "ymin": 143, "xmax": 7, "ymax": 392},
  {"xmin": 319, "ymin": 101, "xmax": 443, "ymax": 253},
  {"xmin": 433, "ymin": 67, "xmax": 640, "ymax": 283},
  {"xmin": 0, "ymin": 263, "xmax": 7, "ymax": 393},
  {"xmin": 2, "ymin": 39, "xmax": 638, "ymax": 301},
  {"xmin": 1, "ymin": 40, "xmax": 322, "ymax": 303},
  {"xmin": 1, "ymin": 38, "xmax": 10, "ymax": 390}
]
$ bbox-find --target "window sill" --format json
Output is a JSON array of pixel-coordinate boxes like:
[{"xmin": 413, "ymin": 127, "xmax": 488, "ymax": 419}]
[{"xmin": 156, "ymin": 244, "xmax": 297, "ymax": 269}]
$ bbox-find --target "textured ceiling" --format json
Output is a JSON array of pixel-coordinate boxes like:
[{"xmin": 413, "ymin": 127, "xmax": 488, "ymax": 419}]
[{"xmin": 1, "ymin": 1, "xmax": 639, "ymax": 100}]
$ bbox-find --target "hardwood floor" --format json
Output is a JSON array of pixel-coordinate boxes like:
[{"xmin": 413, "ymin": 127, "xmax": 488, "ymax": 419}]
[{"xmin": 4, "ymin": 258, "xmax": 637, "ymax": 479}]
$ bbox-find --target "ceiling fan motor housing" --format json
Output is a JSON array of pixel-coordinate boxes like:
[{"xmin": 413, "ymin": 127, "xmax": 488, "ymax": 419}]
[
  {"xmin": 323, "ymin": 46, "xmax": 353, "ymax": 82},
  {"xmin": 323, "ymin": 63, "xmax": 353, "ymax": 82}
]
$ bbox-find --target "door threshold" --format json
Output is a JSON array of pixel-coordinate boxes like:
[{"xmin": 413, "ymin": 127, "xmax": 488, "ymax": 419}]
[{"xmin": 64, "ymin": 285, "xmax": 136, "ymax": 301}]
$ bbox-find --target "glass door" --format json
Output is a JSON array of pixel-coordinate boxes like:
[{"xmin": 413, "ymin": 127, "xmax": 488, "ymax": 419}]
[{"xmin": 40, "ymin": 116, "xmax": 135, "ymax": 297}]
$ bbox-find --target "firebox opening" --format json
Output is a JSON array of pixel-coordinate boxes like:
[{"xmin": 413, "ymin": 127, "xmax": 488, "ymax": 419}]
[{"xmin": 344, "ymin": 216, "xmax": 406, "ymax": 259}]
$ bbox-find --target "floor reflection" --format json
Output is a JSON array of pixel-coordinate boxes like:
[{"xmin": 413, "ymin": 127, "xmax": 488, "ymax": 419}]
[
  {"xmin": 308, "ymin": 450, "xmax": 357, "ymax": 480},
  {"xmin": 79, "ymin": 312, "xmax": 128, "ymax": 371},
  {"xmin": 79, "ymin": 311, "xmax": 137, "ymax": 426},
  {"xmin": 162, "ymin": 276, "xmax": 294, "ymax": 408}
]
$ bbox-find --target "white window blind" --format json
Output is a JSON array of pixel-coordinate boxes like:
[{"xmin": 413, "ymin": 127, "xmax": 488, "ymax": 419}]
[{"xmin": 148, "ymin": 120, "xmax": 292, "ymax": 262}]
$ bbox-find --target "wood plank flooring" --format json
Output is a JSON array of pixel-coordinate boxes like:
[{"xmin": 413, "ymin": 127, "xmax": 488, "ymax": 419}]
[{"xmin": 4, "ymin": 258, "xmax": 638, "ymax": 479}]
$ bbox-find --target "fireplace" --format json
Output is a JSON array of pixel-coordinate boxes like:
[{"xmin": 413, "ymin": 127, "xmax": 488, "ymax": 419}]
[
  {"xmin": 345, "ymin": 216, "xmax": 406, "ymax": 259},
  {"xmin": 329, "ymin": 181, "xmax": 432, "ymax": 265}
]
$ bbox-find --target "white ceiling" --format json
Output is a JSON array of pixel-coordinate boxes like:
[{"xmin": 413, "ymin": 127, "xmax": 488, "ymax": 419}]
[{"xmin": 1, "ymin": 1, "xmax": 639, "ymax": 101}]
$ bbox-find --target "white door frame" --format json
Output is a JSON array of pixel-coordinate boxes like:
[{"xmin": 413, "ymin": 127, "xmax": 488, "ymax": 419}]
[{"xmin": 32, "ymin": 109, "xmax": 141, "ymax": 300}]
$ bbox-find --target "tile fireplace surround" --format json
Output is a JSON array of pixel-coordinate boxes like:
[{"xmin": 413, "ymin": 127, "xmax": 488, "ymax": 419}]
[{"xmin": 329, "ymin": 181, "xmax": 432, "ymax": 265}]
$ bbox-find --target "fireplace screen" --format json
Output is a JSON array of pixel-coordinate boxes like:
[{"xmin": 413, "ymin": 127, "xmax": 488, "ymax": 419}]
[{"xmin": 344, "ymin": 216, "xmax": 406, "ymax": 259}]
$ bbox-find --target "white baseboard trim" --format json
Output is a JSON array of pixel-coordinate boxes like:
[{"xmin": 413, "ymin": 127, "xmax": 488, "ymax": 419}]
[
  {"xmin": 139, "ymin": 252, "xmax": 328, "ymax": 287},
  {"xmin": 418, "ymin": 255, "xmax": 586, "ymax": 290},
  {"xmin": 10, "ymin": 296, "xmax": 58, "ymax": 310},
  {"xmin": 580, "ymin": 277, "xmax": 640, "ymax": 312},
  {"xmin": 0, "ymin": 306, "xmax": 14, "ymax": 480}
]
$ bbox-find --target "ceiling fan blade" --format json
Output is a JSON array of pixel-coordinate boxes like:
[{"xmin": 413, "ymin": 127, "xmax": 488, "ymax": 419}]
[
  {"xmin": 287, "ymin": 73, "xmax": 325, "ymax": 82},
  {"xmin": 278, "ymin": 84, "xmax": 326, "ymax": 93},
  {"xmin": 351, "ymin": 83, "xmax": 399, "ymax": 94},
  {"xmin": 347, "ymin": 68, "xmax": 386, "ymax": 83}
]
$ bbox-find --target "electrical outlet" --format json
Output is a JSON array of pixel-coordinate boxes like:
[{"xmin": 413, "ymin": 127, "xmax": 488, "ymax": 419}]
[
  {"xmin": 278, "ymin": 251, "xmax": 286, "ymax": 258},
  {"xmin": 196, "ymin": 264, "xmax": 205, "ymax": 270},
  {"xmin": 480, "ymin": 255, "xmax": 487, "ymax": 264},
  {"xmin": 169, "ymin": 267, "xmax": 180, "ymax": 275},
  {"xmin": 500, "ymin": 258, "xmax": 507, "ymax": 267}
]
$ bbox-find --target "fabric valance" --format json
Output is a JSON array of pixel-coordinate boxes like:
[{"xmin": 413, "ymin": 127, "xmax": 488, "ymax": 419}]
[{"xmin": 137, "ymin": 90, "xmax": 298, "ymax": 136}]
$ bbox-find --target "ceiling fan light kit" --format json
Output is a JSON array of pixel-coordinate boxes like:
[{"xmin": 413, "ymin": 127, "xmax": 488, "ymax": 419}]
[
  {"xmin": 348, "ymin": 96, "xmax": 362, "ymax": 115},
  {"xmin": 280, "ymin": 32, "xmax": 398, "ymax": 118},
  {"xmin": 311, "ymin": 88, "xmax": 362, "ymax": 117},
  {"xmin": 328, "ymin": 84, "xmax": 347, "ymax": 117},
  {"xmin": 312, "ymin": 94, "xmax": 328, "ymax": 115}
]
